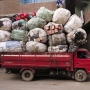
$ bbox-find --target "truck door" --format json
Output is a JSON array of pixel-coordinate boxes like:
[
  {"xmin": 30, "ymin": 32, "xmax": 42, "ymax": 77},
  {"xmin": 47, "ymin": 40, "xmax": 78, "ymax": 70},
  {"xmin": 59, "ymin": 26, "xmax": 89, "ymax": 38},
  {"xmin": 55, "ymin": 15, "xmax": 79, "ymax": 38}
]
[{"xmin": 74, "ymin": 51, "xmax": 90, "ymax": 72}]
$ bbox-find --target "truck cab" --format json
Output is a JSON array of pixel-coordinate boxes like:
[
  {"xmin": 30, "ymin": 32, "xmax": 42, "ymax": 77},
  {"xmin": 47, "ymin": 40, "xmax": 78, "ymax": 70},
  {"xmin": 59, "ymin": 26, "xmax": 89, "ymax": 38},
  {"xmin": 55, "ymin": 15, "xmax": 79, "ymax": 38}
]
[
  {"xmin": 74, "ymin": 48, "xmax": 90, "ymax": 73},
  {"xmin": 73, "ymin": 48, "xmax": 90, "ymax": 81}
]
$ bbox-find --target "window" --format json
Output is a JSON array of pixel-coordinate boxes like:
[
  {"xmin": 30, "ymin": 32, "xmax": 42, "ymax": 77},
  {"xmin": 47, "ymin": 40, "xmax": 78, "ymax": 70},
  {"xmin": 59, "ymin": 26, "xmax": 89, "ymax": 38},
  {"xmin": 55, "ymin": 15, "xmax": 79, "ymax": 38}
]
[
  {"xmin": 20, "ymin": 0, "xmax": 30, "ymax": 4},
  {"xmin": 20, "ymin": 0, "xmax": 57, "ymax": 4},
  {"xmin": 77, "ymin": 51, "xmax": 88, "ymax": 59}
]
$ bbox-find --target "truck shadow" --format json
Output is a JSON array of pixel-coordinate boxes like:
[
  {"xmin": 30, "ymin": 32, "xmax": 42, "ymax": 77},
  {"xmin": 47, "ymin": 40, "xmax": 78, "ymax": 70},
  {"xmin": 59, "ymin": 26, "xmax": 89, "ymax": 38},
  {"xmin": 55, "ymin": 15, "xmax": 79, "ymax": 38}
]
[
  {"xmin": 34, "ymin": 76, "xmax": 74, "ymax": 81},
  {"xmin": 3, "ymin": 73, "xmax": 90, "ymax": 82},
  {"xmin": 34, "ymin": 75, "xmax": 90, "ymax": 82}
]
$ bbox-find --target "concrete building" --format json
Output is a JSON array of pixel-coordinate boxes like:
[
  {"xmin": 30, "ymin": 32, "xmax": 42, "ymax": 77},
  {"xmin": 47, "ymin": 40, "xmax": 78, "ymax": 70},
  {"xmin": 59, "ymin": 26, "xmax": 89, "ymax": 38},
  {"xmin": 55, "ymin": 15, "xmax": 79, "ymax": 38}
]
[
  {"xmin": 75, "ymin": 0, "xmax": 90, "ymax": 51},
  {"xmin": 66, "ymin": 0, "xmax": 90, "ymax": 51}
]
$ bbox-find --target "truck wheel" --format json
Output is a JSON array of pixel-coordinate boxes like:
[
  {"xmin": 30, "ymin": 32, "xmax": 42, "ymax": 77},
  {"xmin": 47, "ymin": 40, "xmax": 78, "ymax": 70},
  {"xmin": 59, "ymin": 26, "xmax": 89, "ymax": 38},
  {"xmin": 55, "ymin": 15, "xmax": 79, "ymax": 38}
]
[
  {"xmin": 21, "ymin": 70, "xmax": 34, "ymax": 81},
  {"xmin": 74, "ymin": 70, "xmax": 87, "ymax": 82}
]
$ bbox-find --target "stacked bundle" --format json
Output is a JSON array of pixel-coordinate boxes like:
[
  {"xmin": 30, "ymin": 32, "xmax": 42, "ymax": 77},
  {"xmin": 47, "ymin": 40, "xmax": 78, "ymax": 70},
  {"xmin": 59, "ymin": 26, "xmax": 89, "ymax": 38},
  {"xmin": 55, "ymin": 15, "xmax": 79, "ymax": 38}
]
[
  {"xmin": 27, "ymin": 17, "xmax": 46, "ymax": 30},
  {"xmin": 0, "ymin": 41, "xmax": 24, "ymax": 52},
  {"xmin": 0, "ymin": 7, "xmax": 87, "ymax": 53},
  {"xmin": 0, "ymin": 15, "xmax": 27, "ymax": 52},
  {"xmin": 0, "ymin": 18, "xmax": 12, "ymax": 31},
  {"xmin": 27, "ymin": 28, "xmax": 47, "ymax": 43},
  {"xmin": 12, "ymin": 19, "xmax": 27, "ymax": 30},
  {"xmin": 26, "ymin": 41, "xmax": 47, "ymax": 52},
  {"xmin": 44, "ymin": 22, "xmax": 63, "ymax": 35},
  {"xmin": 26, "ymin": 7, "xmax": 54, "ymax": 52}
]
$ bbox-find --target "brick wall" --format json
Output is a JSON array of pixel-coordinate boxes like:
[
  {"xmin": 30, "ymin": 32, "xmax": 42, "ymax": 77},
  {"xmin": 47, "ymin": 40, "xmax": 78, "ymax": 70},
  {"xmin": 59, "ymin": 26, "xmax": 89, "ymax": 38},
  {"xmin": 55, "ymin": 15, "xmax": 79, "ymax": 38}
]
[
  {"xmin": 20, "ymin": 2, "xmax": 57, "ymax": 13},
  {"xmin": 20, "ymin": 2, "xmax": 65, "ymax": 13},
  {"xmin": 82, "ymin": 5, "xmax": 90, "ymax": 51},
  {"xmin": 0, "ymin": 0, "xmax": 65, "ymax": 15},
  {"xmin": 0, "ymin": 0, "xmax": 5, "ymax": 15},
  {"xmin": 4, "ymin": 0, "xmax": 20, "ymax": 14},
  {"xmin": 0, "ymin": 0, "xmax": 20, "ymax": 15}
]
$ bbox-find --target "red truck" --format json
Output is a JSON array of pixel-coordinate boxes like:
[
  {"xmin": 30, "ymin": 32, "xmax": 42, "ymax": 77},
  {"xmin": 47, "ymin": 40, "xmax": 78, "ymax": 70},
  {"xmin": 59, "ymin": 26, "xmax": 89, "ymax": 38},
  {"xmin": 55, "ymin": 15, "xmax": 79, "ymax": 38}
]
[{"xmin": 0, "ymin": 48, "xmax": 90, "ymax": 82}]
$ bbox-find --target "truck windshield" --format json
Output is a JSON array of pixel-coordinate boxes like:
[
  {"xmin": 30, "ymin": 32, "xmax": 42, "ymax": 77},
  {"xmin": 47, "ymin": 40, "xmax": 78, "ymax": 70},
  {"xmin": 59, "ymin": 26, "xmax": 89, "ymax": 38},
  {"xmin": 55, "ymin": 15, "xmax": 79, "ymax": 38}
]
[{"xmin": 77, "ymin": 51, "xmax": 90, "ymax": 59}]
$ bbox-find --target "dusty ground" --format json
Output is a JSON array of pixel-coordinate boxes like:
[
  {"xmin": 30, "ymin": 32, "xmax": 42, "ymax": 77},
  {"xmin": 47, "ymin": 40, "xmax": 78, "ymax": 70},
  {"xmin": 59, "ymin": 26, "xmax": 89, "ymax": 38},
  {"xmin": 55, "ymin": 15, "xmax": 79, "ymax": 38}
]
[{"xmin": 0, "ymin": 69, "xmax": 90, "ymax": 90}]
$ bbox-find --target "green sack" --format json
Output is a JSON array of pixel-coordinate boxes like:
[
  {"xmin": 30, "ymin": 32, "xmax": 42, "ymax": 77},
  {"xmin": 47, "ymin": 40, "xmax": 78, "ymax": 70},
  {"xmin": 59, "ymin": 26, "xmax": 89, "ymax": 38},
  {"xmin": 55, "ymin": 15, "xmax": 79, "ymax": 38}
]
[
  {"xmin": 27, "ymin": 17, "xmax": 46, "ymax": 30},
  {"xmin": 37, "ymin": 7, "xmax": 54, "ymax": 22},
  {"xmin": 11, "ymin": 29, "xmax": 28, "ymax": 41}
]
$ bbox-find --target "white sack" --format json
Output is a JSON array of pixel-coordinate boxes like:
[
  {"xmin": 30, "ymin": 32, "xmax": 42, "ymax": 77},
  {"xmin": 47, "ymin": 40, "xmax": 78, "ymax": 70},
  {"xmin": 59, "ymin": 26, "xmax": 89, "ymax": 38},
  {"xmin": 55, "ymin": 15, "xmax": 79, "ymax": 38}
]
[
  {"xmin": 0, "ymin": 30, "xmax": 11, "ymax": 42},
  {"xmin": 48, "ymin": 45, "xmax": 68, "ymax": 52},
  {"xmin": 67, "ymin": 28, "xmax": 87, "ymax": 44},
  {"xmin": 0, "ymin": 18, "xmax": 12, "ymax": 31},
  {"xmin": 28, "ymin": 28, "xmax": 47, "ymax": 43},
  {"xmin": 64, "ymin": 14, "xmax": 83, "ymax": 33},
  {"xmin": 0, "ymin": 41, "xmax": 24, "ymax": 52},
  {"xmin": 52, "ymin": 8, "xmax": 71, "ymax": 25},
  {"xmin": 49, "ymin": 33, "xmax": 66, "ymax": 46},
  {"xmin": 26, "ymin": 41, "xmax": 47, "ymax": 52}
]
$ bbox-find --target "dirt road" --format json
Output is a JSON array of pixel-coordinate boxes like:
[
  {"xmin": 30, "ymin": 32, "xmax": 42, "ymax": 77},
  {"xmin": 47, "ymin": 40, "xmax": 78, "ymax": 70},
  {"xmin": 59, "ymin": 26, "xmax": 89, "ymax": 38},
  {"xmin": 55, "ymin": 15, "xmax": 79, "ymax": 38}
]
[{"xmin": 0, "ymin": 69, "xmax": 90, "ymax": 90}]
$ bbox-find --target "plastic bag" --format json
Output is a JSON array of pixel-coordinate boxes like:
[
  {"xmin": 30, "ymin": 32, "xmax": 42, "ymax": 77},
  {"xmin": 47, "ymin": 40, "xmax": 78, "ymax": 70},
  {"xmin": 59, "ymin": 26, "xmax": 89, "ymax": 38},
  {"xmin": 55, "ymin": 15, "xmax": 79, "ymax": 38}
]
[
  {"xmin": 67, "ymin": 28, "xmax": 87, "ymax": 44},
  {"xmin": 0, "ymin": 30, "xmax": 11, "ymax": 42},
  {"xmin": 49, "ymin": 33, "xmax": 66, "ymax": 46},
  {"xmin": 12, "ymin": 19, "xmax": 27, "ymax": 30},
  {"xmin": 68, "ymin": 43, "xmax": 79, "ymax": 52},
  {"xmin": 27, "ymin": 17, "xmax": 46, "ymax": 30},
  {"xmin": 64, "ymin": 14, "xmax": 83, "ymax": 33},
  {"xmin": 0, "ymin": 41, "xmax": 24, "ymax": 52},
  {"xmin": 52, "ymin": 8, "xmax": 71, "ymax": 25},
  {"xmin": 26, "ymin": 41, "xmax": 47, "ymax": 52},
  {"xmin": 28, "ymin": 28, "xmax": 47, "ymax": 43},
  {"xmin": 0, "ymin": 18, "xmax": 12, "ymax": 31},
  {"xmin": 48, "ymin": 45, "xmax": 68, "ymax": 52},
  {"xmin": 11, "ymin": 29, "xmax": 28, "ymax": 41},
  {"xmin": 44, "ymin": 22, "xmax": 63, "ymax": 35},
  {"xmin": 36, "ymin": 7, "xmax": 53, "ymax": 22}
]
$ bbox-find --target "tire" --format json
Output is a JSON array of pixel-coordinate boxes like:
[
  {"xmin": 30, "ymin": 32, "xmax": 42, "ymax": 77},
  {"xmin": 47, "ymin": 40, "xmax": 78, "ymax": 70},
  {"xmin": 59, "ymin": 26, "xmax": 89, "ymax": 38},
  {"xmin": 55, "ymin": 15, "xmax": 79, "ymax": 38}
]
[
  {"xmin": 21, "ymin": 70, "xmax": 34, "ymax": 81},
  {"xmin": 74, "ymin": 70, "xmax": 87, "ymax": 82}
]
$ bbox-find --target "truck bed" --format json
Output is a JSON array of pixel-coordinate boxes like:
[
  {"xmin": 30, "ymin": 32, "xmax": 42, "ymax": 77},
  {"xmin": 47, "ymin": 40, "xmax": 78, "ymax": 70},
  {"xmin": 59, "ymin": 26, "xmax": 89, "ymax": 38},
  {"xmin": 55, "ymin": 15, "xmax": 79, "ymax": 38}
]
[{"xmin": 1, "ymin": 52, "xmax": 73, "ymax": 69}]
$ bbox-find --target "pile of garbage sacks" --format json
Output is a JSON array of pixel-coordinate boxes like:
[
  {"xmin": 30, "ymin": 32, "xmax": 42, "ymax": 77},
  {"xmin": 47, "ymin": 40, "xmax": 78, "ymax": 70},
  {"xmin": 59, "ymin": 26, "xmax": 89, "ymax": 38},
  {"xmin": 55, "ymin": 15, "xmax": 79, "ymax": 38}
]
[{"xmin": 0, "ymin": 7, "xmax": 87, "ymax": 53}]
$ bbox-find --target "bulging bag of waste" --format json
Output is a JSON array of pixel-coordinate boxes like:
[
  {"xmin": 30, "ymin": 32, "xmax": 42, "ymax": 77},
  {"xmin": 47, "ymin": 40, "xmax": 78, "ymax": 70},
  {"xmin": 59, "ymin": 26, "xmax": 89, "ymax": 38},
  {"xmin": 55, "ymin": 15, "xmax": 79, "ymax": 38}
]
[
  {"xmin": 26, "ymin": 41, "xmax": 47, "ymax": 52},
  {"xmin": 0, "ymin": 30, "xmax": 11, "ymax": 42},
  {"xmin": 64, "ymin": 14, "xmax": 83, "ymax": 33},
  {"xmin": 67, "ymin": 28, "xmax": 87, "ymax": 44},
  {"xmin": 68, "ymin": 43, "xmax": 79, "ymax": 52},
  {"xmin": 12, "ymin": 19, "xmax": 27, "ymax": 30},
  {"xmin": 28, "ymin": 28, "xmax": 47, "ymax": 43},
  {"xmin": 44, "ymin": 22, "xmax": 63, "ymax": 35},
  {"xmin": 27, "ymin": 17, "xmax": 46, "ymax": 30},
  {"xmin": 49, "ymin": 33, "xmax": 66, "ymax": 46},
  {"xmin": 52, "ymin": 8, "xmax": 71, "ymax": 25},
  {"xmin": 0, "ymin": 41, "xmax": 24, "ymax": 52},
  {"xmin": 36, "ymin": 7, "xmax": 53, "ymax": 22},
  {"xmin": 11, "ymin": 29, "xmax": 28, "ymax": 41},
  {"xmin": 0, "ymin": 18, "xmax": 12, "ymax": 31},
  {"xmin": 48, "ymin": 45, "xmax": 68, "ymax": 52}
]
